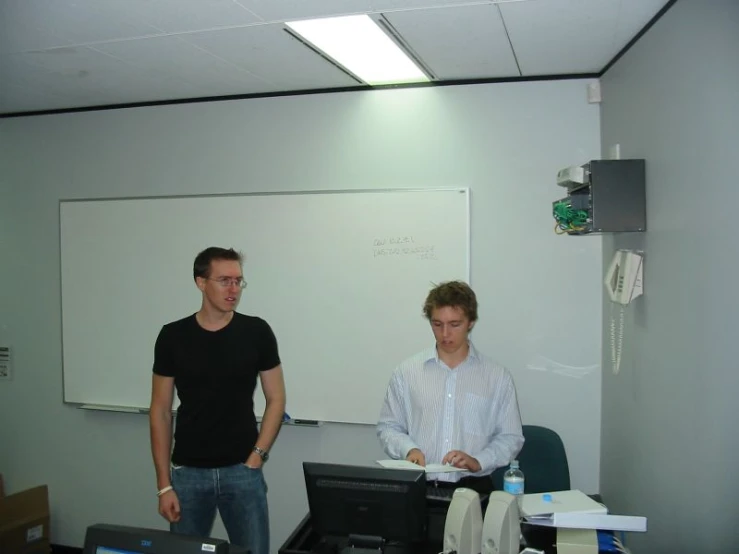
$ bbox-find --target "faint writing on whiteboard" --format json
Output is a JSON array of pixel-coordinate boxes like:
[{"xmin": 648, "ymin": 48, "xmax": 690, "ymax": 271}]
[
  {"xmin": 0, "ymin": 346, "xmax": 11, "ymax": 380},
  {"xmin": 373, "ymin": 245, "xmax": 437, "ymax": 260},
  {"xmin": 373, "ymin": 236, "xmax": 415, "ymax": 246}
]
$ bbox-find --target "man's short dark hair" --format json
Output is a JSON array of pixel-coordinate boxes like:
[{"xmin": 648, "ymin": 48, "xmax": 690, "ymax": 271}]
[
  {"xmin": 423, "ymin": 281, "xmax": 478, "ymax": 322},
  {"xmin": 193, "ymin": 247, "xmax": 243, "ymax": 281}
]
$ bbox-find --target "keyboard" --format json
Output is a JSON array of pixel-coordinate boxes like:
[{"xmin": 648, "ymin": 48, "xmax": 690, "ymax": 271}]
[
  {"xmin": 426, "ymin": 485, "xmax": 490, "ymax": 504},
  {"xmin": 426, "ymin": 486, "xmax": 456, "ymax": 502}
]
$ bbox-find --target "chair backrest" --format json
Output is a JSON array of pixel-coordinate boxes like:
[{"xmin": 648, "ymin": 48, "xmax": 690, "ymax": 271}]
[{"xmin": 491, "ymin": 425, "xmax": 570, "ymax": 493}]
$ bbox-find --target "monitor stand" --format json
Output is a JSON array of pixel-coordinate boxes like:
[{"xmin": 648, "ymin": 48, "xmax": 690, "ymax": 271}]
[{"xmin": 340, "ymin": 534, "xmax": 384, "ymax": 554}]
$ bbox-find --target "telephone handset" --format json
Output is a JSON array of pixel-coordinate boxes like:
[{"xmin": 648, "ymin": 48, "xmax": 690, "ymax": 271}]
[
  {"xmin": 605, "ymin": 250, "xmax": 643, "ymax": 305},
  {"xmin": 605, "ymin": 250, "xmax": 644, "ymax": 374}
]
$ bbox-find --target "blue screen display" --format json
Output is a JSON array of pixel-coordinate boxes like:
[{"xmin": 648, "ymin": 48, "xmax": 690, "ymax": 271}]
[{"xmin": 97, "ymin": 548, "xmax": 142, "ymax": 554}]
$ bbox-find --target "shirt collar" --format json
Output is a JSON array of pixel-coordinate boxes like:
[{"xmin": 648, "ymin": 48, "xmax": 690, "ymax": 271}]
[{"xmin": 422, "ymin": 341, "xmax": 480, "ymax": 365}]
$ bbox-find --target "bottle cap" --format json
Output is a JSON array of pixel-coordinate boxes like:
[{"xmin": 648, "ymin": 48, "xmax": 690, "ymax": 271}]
[{"xmin": 510, "ymin": 460, "xmax": 519, "ymax": 468}]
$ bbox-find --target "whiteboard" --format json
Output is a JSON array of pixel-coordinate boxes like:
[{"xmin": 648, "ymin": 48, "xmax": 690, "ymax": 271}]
[{"xmin": 59, "ymin": 189, "xmax": 469, "ymax": 424}]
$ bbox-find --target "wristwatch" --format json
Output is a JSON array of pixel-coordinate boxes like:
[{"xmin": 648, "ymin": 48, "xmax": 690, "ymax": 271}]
[{"xmin": 253, "ymin": 446, "xmax": 269, "ymax": 462}]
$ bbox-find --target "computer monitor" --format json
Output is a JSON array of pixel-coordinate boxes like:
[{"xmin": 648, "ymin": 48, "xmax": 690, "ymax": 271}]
[
  {"xmin": 83, "ymin": 524, "xmax": 240, "ymax": 554},
  {"xmin": 303, "ymin": 462, "xmax": 427, "ymax": 550}
]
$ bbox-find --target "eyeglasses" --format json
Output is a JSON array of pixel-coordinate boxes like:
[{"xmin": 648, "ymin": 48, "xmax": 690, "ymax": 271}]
[{"xmin": 207, "ymin": 277, "xmax": 247, "ymax": 289}]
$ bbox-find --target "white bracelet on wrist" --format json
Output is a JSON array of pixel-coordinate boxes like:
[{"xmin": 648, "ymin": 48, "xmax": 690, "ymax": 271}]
[{"xmin": 157, "ymin": 485, "xmax": 173, "ymax": 497}]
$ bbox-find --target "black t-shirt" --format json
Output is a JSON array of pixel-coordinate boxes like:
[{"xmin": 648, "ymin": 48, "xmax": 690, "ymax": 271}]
[{"xmin": 153, "ymin": 312, "xmax": 281, "ymax": 468}]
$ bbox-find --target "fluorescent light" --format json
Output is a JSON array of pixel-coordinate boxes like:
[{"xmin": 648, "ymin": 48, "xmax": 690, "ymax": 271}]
[{"xmin": 286, "ymin": 15, "xmax": 429, "ymax": 86}]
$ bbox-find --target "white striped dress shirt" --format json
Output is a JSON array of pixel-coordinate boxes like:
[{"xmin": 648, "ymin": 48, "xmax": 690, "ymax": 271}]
[{"xmin": 377, "ymin": 342, "xmax": 524, "ymax": 482}]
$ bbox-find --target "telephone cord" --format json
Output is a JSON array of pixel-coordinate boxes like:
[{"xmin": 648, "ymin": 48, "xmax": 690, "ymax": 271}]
[{"xmin": 610, "ymin": 304, "xmax": 625, "ymax": 374}]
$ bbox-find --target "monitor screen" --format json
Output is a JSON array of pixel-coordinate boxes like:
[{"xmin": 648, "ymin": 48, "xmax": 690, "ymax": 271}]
[{"xmin": 303, "ymin": 462, "xmax": 427, "ymax": 545}]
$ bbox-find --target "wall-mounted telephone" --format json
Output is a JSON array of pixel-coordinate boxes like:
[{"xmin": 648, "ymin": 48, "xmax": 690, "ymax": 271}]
[
  {"xmin": 605, "ymin": 250, "xmax": 644, "ymax": 374},
  {"xmin": 605, "ymin": 250, "xmax": 643, "ymax": 305}
]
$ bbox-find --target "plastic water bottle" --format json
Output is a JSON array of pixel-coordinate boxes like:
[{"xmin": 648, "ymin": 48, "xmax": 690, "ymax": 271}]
[{"xmin": 503, "ymin": 460, "xmax": 525, "ymax": 503}]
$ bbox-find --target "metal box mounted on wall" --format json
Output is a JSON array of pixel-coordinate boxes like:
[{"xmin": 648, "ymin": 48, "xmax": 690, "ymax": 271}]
[{"xmin": 552, "ymin": 159, "xmax": 646, "ymax": 235}]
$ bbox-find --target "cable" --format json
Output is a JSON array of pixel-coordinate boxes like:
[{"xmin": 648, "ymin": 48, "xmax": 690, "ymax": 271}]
[
  {"xmin": 610, "ymin": 304, "xmax": 625, "ymax": 374},
  {"xmin": 612, "ymin": 535, "xmax": 630, "ymax": 554},
  {"xmin": 597, "ymin": 531, "xmax": 631, "ymax": 554},
  {"xmin": 552, "ymin": 200, "xmax": 589, "ymax": 234}
]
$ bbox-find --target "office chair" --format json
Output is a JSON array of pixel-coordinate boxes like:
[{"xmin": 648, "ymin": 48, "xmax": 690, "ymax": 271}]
[{"xmin": 491, "ymin": 425, "xmax": 570, "ymax": 493}]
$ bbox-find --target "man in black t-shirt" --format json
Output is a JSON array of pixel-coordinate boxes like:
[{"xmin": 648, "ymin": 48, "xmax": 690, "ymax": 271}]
[{"xmin": 149, "ymin": 247, "xmax": 286, "ymax": 554}]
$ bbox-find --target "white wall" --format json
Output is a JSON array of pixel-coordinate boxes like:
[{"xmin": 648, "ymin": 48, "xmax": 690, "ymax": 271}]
[
  {"xmin": 599, "ymin": 1, "xmax": 739, "ymax": 552},
  {"xmin": 0, "ymin": 80, "xmax": 601, "ymax": 549}
]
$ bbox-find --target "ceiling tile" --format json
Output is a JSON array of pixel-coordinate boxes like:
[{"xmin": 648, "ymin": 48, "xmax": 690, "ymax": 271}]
[
  {"xmin": 386, "ymin": 4, "xmax": 519, "ymax": 80},
  {"xmin": 0, "ymin": 48, "xmax": 158, "ymax": 111},
  {"xmin": 237, "ymin": 0, "xmax": 483, "ymax": 23},
  {"xmin": 183, "ymin": 24, "xmax": 360, "ymax": 90},
  {"xmin": 0, "ymin": 81, "xmax": 69, "ymax": 113},
  {"xmin": 0, "ymin": 0, "xmax": 265, "ymax": 55},
  {"xmin": 500, "ymin": 0, "xmax": 668, "ymax": 75},
  {"xmin": 11, "ymin": 47, "xmax": 123, "ymax": 81},
  {"xmin": 0, "ymin": 0, "xmax": 161, "ymax": 52},
  {"xmin": 0, "ymin": 46, "xmax": 249, "ymax": 112},
  {"xmin": 236, "ymin": 0, "xmax": 374, "ymax": 22},
  {"xmin": 0, "ymin": 2, "xmax": 76, "ymax": 53},
  {"xmin": 122, "ymin": 0, "xmax": 263, "ymax": 33},
  {"xmin": 369, "ymin": 0, "xmax": 503, "ymax": 13},
  {"xmin": 610, "ymin": 0, "xmax": 669, "ymax": 53},
  {"xmin": 93, "ymin": 36, "xmax": 273, "ymax": 94}
]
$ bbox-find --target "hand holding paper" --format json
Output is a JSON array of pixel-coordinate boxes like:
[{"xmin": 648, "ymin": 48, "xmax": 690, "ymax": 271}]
[{"xmin": 376, "ymin": 459, "xmax": 465, "ymax": 473}]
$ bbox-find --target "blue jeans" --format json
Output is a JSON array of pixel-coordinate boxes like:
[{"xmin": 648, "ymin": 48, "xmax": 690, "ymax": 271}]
[{"xmin": 170, "ymin": 463, "xmax": 269, "ymax": 554}]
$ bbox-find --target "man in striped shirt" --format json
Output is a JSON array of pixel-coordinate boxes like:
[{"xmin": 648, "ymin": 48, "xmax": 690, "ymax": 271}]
[{"xmin": 377, "ymin": 281, "xmax": 524, "ymax": 494}]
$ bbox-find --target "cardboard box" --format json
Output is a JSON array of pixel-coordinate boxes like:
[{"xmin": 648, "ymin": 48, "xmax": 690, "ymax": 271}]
[
  {"xmin": 0, "ymin": 485, "xmax": 50, "ymax": 554},
  {"xmin": 4, "ymin": 540, "xmax": 50, "ymax": 554}
]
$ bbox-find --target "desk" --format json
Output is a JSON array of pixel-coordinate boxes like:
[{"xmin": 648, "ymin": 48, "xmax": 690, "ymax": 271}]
[
  {"xmin": 280, "ymin": 500, "xmax": 619, "ymax": 554},
  {"xmin": 279, "ymin": 514, "xmax": 435, "ymax": 554},
  {"xmin": 279, "ymin": 511, "xmax": 566, "ymax": 554}
]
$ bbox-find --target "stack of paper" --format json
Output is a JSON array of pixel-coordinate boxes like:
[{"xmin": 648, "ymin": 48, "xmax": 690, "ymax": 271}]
[
  {"xmin": 522, "ymin": 490, "xmax": 646, "ymax": 533},
  {"xmin": 520, "ymin": 489, "xmax": 607, "ymax": 517},
  {"xmin": 526, "ymin": 512, "xmax": 647, "ymax": 532},
  {"xmin": 376, "ymin": 459, "xmax": 465, "ymax": 473}
]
